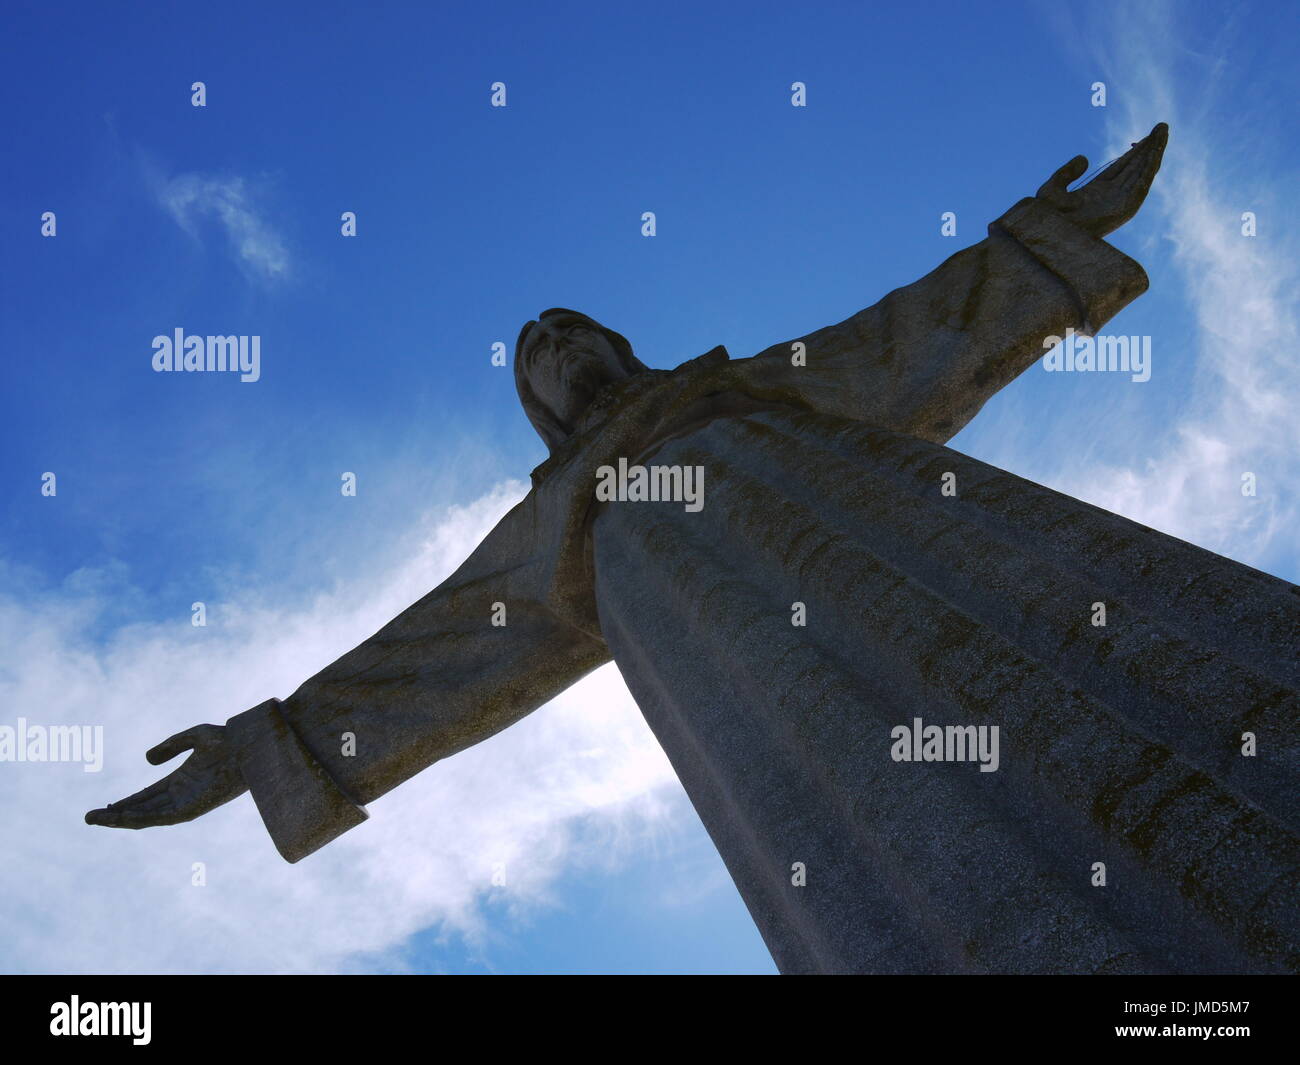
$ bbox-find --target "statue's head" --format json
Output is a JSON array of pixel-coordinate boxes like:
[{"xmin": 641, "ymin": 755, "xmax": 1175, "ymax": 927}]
[{"xmin": 515, "ymin": 308, "xmax": 647, "ymax": 453}]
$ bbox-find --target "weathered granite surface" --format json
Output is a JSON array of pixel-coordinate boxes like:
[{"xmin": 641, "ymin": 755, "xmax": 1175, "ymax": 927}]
[{"xmin": 596, "ymin": 410, "xmax": 1298, "ymax": 972}]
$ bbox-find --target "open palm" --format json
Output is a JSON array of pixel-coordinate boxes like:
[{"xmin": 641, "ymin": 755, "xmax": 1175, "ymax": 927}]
[
  {"xmin": 85, "ymin": 724, "xmax": 247, "ymax": 829},
  {"xmin": 1036, "ymin": 122, "xmax": 1168, "ymax": 237}
]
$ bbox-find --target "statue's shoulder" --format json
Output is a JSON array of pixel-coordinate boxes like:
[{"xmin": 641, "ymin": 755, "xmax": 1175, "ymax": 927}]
[{"xmin": 675, "ymin": 344, "xmax": 730, "ymax": 371}]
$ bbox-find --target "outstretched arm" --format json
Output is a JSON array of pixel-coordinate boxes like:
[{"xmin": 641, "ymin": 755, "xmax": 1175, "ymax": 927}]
[
  {"xmin": 740, "ymin": 124, "xmax": 1168, "ymax": 444},
  {"xmin": 87, "ymin": 489, "xmax": 610, "ymax": 861}
]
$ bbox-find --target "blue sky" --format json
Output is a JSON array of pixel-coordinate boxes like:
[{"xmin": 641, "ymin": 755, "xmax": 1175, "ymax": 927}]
[{"xmin": 1, "ymin": 0, "xmax": 1296, "ymax": 974}]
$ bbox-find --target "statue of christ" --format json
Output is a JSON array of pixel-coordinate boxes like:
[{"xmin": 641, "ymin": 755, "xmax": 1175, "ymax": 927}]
[{"xmin": 89, "ymin": 125, "xmax": 1300, "ymax": 974}]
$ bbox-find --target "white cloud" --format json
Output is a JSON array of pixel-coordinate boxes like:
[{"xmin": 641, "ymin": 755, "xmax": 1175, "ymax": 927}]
[
  {"xmin": 0, "ymin": 481, "xmax": 686, "ymax": 973},
  {"xmin": 153, "ymin": 171, "xmax": 290, "ymax": 282},
  {"xmin": 1050, "ymin": 3, "xmax": 1298, "ymax": 570}
]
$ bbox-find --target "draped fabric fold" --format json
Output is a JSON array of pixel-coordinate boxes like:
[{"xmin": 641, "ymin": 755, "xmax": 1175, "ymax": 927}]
[{"xmin": 593, "ymin": 409, "xmax": 1299, "ymax": 974}]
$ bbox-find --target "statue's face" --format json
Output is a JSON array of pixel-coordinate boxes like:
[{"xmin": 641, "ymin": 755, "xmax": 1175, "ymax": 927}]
[{"xmin": 521, "ymin": 313, "xmax": 630, "ymax": 430}]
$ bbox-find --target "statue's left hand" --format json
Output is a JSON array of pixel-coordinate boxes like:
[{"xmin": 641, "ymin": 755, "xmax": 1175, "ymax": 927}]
[
  {"xmin": 1036, "ymin": 122, "xmax": 1168, "ymax": 237},
  {"xmin": 84, "ymin": 724, "xmax": 247, "ymax": 829}
]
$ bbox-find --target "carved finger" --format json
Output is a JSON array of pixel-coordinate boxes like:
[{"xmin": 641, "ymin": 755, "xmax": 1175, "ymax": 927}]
[
  {"xmin": 1037, "ymin": 155, "xmax": 1088, "ymax": 198},
  {"xmin": 1097, "ymin": 145, "xmax": 1139, "ymax": 183},
  {"xmin": 1117, "ymin": 139, "xmax": 1166, "ymax": 198},
  {"xmin": 1101, "ymin": 123, "xmax": 1168, "ymax": 184},
  {"xmin": 146, "ymin": 724, "xmax": 222, "ymax": 766},
  {"xmin": 96, "ymin": 802, "xmax": 181, "ymax": 829},
  {"xmin": 85, "ymin": 793, "xmax": 179, "ymax": 828}
]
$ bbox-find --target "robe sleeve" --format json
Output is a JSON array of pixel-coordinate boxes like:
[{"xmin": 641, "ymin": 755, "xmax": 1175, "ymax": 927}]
[
  {"xmin": 224, "ymin": 489, "xmax": 611, "ymax": 862},
  {"xmin": 738, "ymin": 196, "xmax": 1151, "ymax": 444}
]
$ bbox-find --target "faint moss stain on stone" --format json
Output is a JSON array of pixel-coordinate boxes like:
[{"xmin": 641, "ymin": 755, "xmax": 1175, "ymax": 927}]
[
  {"xmin": 1125, "ymin": 770, "xmax": 1217, "ymax": 860},
  {"xmin": 1091, "ymin": 744, "xmax": 1172, "ymax": 832}
]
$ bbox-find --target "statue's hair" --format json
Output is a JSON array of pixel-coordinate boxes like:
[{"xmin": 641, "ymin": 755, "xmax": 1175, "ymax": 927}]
[{"xmin": 514, "ymin": 308, "xmax": 647, "ymax": 454}]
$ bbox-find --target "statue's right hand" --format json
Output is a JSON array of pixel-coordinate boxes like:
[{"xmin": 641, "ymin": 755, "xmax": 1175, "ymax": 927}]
[
  {"xmin": 1034, "ymin": 123, "xmax": 1168, "ymax": 238},
  {"xmin": 85, "ymin": 724, "xmax": 248, "ymax": 829}
]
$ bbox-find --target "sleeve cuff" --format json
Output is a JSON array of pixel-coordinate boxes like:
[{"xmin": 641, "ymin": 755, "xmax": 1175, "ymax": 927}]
[
  {"xmin": 992, "ymin": 196, "xmax": 1150, "ymax": 335},
  {"xmin": 225, "ymin": 698, "xmax": 368, "ymax": 863}
]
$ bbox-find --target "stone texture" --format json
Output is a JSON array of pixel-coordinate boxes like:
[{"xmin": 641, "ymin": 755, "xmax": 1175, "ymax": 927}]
[{"xmin": 594, "ymin": 410, "xmax": 1298, "ymax": 973}]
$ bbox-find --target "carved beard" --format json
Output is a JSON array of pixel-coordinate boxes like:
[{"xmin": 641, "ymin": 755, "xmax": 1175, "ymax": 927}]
[
  {"xmin": 561, "ymin": 347, "xmax": 605, "ymax": 384},
  {"xmin": 557, "ymin": 349, "xmax": 612, "ymax": 416}
]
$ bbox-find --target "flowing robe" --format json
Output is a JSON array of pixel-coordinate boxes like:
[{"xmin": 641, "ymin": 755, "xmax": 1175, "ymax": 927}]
[{"xmin": 225, "ymin": 196, "xmax": 1299, "ymax": 973}]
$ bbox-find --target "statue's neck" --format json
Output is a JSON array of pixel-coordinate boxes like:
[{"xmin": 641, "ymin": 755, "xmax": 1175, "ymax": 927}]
[{"xmin": 529, "ymin": 346, "xmax": 732, "ymax": 487}]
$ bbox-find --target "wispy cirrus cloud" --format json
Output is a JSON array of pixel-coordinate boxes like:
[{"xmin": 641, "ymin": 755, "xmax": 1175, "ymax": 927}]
[
  {"xmin": 150, "ymin": 170, "xmax": 290, "ymax": 282},
  {"xmin": 0, "ymin": 481, "xmax": 687, "ymax": 973},
  {"xmin": 1049, "ymin": 2, "xmax": 1299, "ymax": 574}
]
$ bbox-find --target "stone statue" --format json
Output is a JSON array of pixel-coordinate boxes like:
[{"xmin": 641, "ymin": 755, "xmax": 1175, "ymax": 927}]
[{"xmin": 88, "ymin": 124, "xmax": 1300, "ymax": 974}]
